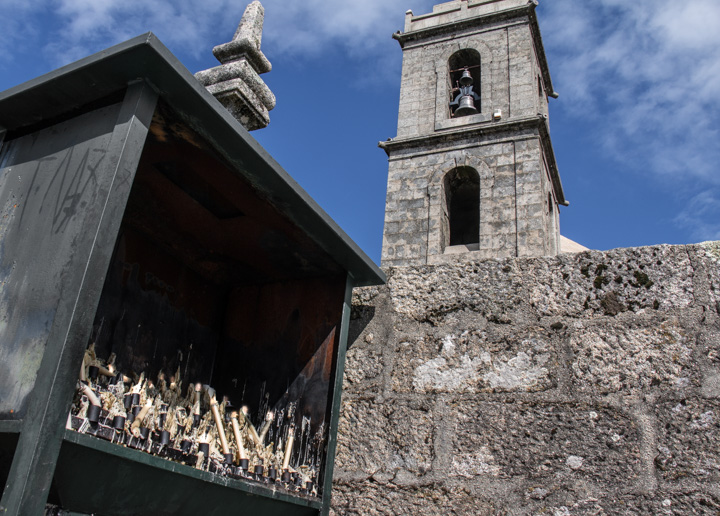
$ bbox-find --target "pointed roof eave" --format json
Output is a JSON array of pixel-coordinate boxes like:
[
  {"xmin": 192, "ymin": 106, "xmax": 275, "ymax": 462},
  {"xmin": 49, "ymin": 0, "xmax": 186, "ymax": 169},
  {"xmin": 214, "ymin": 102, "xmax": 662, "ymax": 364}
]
[{"xmin": 0, "ymin": 33, "xmax": 385, "ymax": 287}]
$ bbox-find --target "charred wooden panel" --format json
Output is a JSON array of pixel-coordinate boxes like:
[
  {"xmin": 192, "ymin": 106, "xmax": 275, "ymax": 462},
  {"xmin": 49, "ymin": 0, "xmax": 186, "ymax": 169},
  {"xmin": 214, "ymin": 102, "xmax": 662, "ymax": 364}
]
[
  {"xmin": 217, "ymin": 275, "xmax": 345, "ymax": 423},
  {"xmin": 124, "ymin": 103, "xmax": 344, "ymax": 288},
  {"xmin": 90, "ymin": 226, "xmax": 225, "ymax": 385}
]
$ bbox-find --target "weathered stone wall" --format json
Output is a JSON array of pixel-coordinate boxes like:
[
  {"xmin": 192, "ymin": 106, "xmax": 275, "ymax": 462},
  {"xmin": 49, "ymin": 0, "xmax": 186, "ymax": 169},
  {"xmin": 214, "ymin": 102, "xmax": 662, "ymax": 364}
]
[{"xmin": 331, "ymin": 242, "xmax": 720, "ymax": 515}]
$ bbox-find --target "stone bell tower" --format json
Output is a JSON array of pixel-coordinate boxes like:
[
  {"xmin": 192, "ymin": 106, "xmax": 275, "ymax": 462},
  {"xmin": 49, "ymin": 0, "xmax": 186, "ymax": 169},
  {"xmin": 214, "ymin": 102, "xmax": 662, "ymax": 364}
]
[{"xmin": 380, "ymin": 0, "xmax": 566, "ymax": 267}]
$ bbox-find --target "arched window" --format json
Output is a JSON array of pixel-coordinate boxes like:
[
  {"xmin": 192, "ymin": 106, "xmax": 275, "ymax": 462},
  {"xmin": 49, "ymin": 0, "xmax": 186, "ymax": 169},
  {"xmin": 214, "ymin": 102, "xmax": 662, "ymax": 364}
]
[
  {"xmin": 444, "ymin": 167, "xmax": 480, "ymax": 246},
  {"xmin": 448, "ymin": 49, "xmax": 481, "ymax": 118}
]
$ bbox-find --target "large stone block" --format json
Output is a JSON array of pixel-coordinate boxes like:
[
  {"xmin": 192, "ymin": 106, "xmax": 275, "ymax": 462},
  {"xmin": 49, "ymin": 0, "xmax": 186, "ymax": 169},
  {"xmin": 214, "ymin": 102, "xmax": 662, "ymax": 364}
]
[
  {"xmin": 609, "ymin": 492, "xmax": 720, "ymax": 515},
  {"xmin": 345, "ymin": 288, "xmax": 389, "ymax": 391},
  {"xmin": 450, "ymin": 402, "xmax": 641, "ymax": 484},
  {"xmin": 330, "ymin": 481, "xmax": 497, "ymax": 516},
  {"xmin": 655, "ymin": 398, "xmax": 720, "ymax": 483},
  {"xmin": 391, "ymin": 326, "xmax": 558, "ymax": 394},
  {"xmin": 570, "ymin": 320, "xmax": 695, "ymax": 395},
  {"xmin": 527, "ymin": 245, "xmax": 695, "ymax": 318},
  {"xmin": 335, "ymin": 398, "xmax": 389, "ymax": 477},
  {"xmin": 344, "ymin": 333, "xmax": 385, "ymax": 391},
  {"xmin": 387, "ymin": 260, "xmax": 525, "ymax": 324},
  {"xmin": 533, "ymin": 491, "xmax": 720, "ymax": 515},
  {"xmin": 335, "ymin": 397, "xmax": 434, "ymax": 478},
  {"xmin": 700, "ymin": 241, "xmax": 720, "ymax": 310}
]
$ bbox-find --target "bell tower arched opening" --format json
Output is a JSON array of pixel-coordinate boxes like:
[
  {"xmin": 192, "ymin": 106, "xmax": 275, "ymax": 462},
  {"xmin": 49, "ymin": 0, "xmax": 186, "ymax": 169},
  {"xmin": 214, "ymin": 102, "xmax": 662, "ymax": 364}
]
[
  {"xmin": 443, "ymin": 166, "xmax": 480, "ymax": 247},
  {"xmin": 448, "ymin": 49, "xmax": 481, "ymax": 118}
]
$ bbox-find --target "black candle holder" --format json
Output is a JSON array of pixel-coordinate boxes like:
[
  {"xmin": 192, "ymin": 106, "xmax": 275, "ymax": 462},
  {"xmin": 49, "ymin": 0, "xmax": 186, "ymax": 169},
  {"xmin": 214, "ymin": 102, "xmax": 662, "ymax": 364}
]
[
  {"xmin": 86, "ymin": 405, "xmax": 101, "ymax": 424},
  {"xmin": 112, "ymin": 415, "xmax": 126, "ymax": 431}
]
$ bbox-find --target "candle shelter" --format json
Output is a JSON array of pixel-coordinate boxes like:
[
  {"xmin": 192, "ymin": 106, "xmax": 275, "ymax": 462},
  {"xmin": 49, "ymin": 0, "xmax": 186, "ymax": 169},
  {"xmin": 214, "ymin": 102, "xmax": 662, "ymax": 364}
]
[{"xmin": 0, "ymin": 34, "xmax": 384, "ymax": 516}]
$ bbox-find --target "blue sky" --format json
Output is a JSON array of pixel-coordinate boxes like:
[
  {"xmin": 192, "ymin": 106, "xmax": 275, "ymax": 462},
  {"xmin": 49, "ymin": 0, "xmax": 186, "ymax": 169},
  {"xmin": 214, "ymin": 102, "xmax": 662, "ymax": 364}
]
[{"xmin": 1, "ymin": 0, "xmax": 718, "ymax": 264}]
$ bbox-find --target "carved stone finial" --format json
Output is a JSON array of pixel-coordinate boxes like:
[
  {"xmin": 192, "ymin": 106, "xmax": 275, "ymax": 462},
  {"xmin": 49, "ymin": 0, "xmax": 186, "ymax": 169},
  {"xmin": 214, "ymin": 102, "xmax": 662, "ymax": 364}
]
[
  {"xmin": 212, "ymin": 1, "xmax": 271, "ymax": 74},
  {"xmin": 233, "ymin": 1, "xmax": 264, "ymax": 49},
  {"xmin": 195, "ymin": 1, "xmax": 275, "ymax": 131}
]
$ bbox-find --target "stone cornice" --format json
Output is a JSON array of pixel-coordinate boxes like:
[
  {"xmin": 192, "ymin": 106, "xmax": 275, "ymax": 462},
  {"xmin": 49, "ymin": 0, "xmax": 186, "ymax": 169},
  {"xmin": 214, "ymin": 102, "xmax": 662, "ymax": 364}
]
[{"xmin": 379, "ymin": 114, "xmax": 565, "ymax": 204}]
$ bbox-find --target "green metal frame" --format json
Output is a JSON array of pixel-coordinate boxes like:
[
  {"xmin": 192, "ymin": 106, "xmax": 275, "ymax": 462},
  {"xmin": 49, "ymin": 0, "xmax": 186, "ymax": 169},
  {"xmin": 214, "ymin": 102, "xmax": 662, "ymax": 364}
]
[
  {"xmin": 0, "ymin": 80, "xmax": 159, "ymax": 515},
  {"xmin": 319, "ymin": 275, "xmax": 355, "ymax": 516},
  {"xmin": 0, "ymin": 422, "xmax": 21, "ymax": 435},
  {"xmin": 55, "ymin": 430, "xmax": 321, "ymax": 515}
]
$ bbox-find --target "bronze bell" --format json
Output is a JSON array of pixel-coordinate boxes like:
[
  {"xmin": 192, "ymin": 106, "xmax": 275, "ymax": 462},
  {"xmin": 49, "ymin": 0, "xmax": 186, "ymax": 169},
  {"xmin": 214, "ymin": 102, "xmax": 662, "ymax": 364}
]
[
  {"xmin": 454, "ymin": 95, "xmax": 478, "ymax": 116},
  {"xmin": 459, "ymin": 69, "xmax": 473, "ymax": 87}
]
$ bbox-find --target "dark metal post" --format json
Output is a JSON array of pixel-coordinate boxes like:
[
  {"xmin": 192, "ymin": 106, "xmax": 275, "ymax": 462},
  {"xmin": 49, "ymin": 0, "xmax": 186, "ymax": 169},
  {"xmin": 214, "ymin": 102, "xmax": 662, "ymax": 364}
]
[
  {"xmin": 0, "ymin": 80, "xmax": 158, "ymax": 515},
  {"xmin": 319, "ymin": 274, "xmax": 354, "ymax": 516}
]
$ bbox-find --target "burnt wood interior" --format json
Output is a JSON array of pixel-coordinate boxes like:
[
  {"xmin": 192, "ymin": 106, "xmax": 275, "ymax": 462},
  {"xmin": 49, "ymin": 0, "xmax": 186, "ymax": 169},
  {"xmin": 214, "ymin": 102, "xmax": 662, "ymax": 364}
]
[{"xmin": 89, "ymin": 102, "xmax": 346, "ymax": 488}]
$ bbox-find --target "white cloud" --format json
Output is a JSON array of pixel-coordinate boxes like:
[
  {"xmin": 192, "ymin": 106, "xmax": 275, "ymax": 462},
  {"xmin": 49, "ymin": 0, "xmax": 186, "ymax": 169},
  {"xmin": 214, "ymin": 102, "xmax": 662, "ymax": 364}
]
[
  {"xmin": 261, "ymin": 0, "xmax": 420, "ymax": 58},
  {"xmin": 47, "ymin": 0, "xmax": 242, "ymax": 61},
  {"xmin": 259, "ymin": 0, "xmax": 436, "ymax": 87},
  {"xmin": 4, "ymin": 0, "xmax": 717, "ymax": 165},
  {"xmin": 0, "ymin": 0, "xmax": 436, "ymax": 65},
  {"xmin": 673, "ymin": 192, "xmax": 720, "ymax": 242},
  {"xmin": 0, "ymin": 0, "xmax": 43, "ymax": 64},
  {"xmin": 540, "ymin": 0, "xmax": 720, "ymax": 182},
  {"xmin": 2, "ymin": 0, "xmax": 718, "ymax": 243},
  {"xmin": 0, "ymin": 0, "xmax": 435, "ymax": 84}
]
